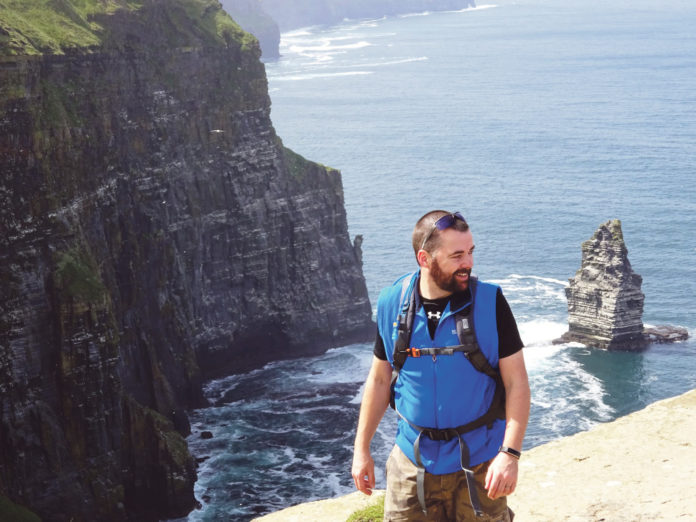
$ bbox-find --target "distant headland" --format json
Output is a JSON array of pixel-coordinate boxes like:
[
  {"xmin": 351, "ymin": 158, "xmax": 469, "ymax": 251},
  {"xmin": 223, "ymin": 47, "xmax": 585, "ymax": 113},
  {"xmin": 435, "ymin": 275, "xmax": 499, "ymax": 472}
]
[{"xmin": 221, "ymin": 0, "xmax": 478, "ymax": 59}]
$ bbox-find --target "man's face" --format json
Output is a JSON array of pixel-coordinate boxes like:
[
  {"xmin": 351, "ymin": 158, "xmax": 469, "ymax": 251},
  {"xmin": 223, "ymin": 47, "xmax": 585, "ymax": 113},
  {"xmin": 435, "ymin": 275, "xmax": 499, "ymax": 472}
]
[{"xmin": 427, "ymin": 228, "xmax": 475, "ymax": 294}]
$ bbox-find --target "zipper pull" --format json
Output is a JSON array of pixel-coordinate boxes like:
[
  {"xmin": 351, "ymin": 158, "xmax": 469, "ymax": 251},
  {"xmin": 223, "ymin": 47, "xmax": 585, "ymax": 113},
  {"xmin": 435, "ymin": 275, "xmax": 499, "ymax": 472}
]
[{"xmin": 432, "ymin": 354, "xmax": 437, "ymax": 362}]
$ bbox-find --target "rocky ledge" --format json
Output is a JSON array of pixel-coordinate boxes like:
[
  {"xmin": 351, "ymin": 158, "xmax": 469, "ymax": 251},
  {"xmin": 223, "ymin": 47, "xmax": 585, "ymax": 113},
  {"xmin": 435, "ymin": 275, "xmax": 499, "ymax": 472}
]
[
  {"xmin": 643, "ymin": 325, "xmax": 690, "ymax": 344},
  {"xmin": 556, "ymin": 220, "xmax": 688, "ymax": 349},
  {"xmin": 254, "ymin": 389, "xmax": 696, "ymax": 521}
]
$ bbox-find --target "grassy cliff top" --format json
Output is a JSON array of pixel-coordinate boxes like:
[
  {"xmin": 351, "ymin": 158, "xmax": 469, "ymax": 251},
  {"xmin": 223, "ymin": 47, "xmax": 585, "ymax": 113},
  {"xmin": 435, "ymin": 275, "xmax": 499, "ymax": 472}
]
[{"xmin": 0, "ymin": 0, "xmax": 257, "ymax": 56}]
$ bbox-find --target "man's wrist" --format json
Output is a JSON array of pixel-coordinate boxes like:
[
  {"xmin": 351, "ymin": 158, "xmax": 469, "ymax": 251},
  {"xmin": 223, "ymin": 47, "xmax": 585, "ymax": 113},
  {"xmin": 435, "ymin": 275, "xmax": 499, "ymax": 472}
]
[{"xmin": 498, "ymin": 445, "xmax": 521, "ymax": 459}]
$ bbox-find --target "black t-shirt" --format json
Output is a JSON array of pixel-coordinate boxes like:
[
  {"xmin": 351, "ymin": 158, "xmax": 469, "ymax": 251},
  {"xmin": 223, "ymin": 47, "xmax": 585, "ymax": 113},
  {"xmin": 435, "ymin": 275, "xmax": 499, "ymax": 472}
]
[{"xmin": 373, "ymin": 287, "xmax": 523, "ymax": 360}]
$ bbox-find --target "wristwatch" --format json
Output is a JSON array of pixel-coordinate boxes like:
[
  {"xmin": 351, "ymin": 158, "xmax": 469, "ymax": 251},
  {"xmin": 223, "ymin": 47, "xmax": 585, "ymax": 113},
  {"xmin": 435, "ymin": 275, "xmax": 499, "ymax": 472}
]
[{"xmin": 498, "ymin": 445, "xmax": 522, "ymax": 459}]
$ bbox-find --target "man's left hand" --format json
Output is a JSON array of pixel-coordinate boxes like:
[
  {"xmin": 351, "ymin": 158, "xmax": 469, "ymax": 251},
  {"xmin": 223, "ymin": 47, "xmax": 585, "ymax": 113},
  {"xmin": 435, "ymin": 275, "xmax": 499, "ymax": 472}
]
[{"xmin": 484, "ymin": 451, "xmax": 519, "ymax": 499}]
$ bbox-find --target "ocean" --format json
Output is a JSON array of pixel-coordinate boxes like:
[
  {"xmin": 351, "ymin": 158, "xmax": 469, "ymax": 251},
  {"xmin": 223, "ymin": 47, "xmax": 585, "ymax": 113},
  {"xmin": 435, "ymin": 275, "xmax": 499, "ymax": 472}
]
[{"xmin": 179, "ymin": 0, "xmax": 696, "ymax": 519}]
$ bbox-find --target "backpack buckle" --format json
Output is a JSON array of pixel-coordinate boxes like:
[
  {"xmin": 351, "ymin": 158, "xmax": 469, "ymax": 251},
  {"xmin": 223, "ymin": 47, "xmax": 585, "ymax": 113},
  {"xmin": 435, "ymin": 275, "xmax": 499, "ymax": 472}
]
[{"xmin": 406, "ymin": 347, "xmax": 422, "ymax": 357}]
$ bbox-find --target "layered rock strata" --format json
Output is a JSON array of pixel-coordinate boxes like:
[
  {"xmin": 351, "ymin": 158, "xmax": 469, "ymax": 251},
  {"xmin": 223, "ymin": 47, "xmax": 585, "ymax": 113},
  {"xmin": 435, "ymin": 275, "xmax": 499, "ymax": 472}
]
[
  {"xmin": 558, "ymin": 220, "xmax": 647, "ymax": 350},
  {"xmin": 0, "ymin": 1, "xmax": 372, "ymax": 520}
]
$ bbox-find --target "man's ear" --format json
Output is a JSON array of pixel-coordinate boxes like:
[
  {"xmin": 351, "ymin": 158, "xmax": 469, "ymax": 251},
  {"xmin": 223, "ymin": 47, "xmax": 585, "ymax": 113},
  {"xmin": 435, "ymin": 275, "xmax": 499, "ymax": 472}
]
[{"xmin": 416, "ymin": 249, "xmax": 430, "ymax": 269}]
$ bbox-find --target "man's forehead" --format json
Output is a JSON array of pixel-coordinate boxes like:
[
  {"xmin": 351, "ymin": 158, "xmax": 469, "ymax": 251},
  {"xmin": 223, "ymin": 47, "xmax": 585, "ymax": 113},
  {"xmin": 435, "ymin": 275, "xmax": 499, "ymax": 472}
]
[{"xmin": 438, "ymin": 228, "xmax": 474, "ymax": 250}]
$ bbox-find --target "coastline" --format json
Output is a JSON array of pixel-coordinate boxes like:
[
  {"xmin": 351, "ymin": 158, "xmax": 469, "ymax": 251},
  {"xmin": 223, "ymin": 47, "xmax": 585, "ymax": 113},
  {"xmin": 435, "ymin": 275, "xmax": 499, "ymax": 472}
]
[{"xmin": 254, "ymin": 389, "xmax": 696, "ymax": 521}]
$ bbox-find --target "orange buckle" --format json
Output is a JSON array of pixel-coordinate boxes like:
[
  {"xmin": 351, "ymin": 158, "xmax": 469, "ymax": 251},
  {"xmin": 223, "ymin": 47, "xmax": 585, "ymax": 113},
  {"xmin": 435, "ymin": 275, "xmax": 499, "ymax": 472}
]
[{"xmin": 407, "ymin": 347, "xmax": 422, "ymax": 357}]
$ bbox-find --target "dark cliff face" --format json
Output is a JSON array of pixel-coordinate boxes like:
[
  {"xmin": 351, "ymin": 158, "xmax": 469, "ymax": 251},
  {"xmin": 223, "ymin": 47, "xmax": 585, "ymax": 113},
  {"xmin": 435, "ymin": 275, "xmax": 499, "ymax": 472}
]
[{"xmin": 0, "ymin": 1, "xmax": 372, "ymax": 520}]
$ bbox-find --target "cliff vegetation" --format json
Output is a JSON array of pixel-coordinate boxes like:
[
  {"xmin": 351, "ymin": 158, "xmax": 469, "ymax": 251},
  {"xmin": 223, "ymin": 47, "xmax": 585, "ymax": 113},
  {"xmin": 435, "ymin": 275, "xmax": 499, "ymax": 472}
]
[{"xmin": 0, "ymin": 0, "xmax": 256, "ymax": 56}]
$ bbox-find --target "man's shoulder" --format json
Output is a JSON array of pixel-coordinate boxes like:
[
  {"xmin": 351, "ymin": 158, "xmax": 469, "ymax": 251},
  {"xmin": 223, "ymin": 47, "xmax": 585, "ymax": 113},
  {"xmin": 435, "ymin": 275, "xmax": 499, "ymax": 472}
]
[
  {"xmin": 473, "ymin": 276, "xmax": 500, "ymax": 290},
  {"xmin": 378, "ymin": 272, "xmax": 417, "ymax": 303},
  {"xmin": 473, "ymin": 277, "xmax": 501, "ymax": 297}
]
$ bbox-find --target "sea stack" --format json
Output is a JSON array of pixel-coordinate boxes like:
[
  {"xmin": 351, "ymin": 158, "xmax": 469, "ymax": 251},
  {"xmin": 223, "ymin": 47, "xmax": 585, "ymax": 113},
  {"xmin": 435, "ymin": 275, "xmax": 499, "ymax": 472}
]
[{"xmin": 559, "ymin": 220, "xmax": 647, "ymax": 350}]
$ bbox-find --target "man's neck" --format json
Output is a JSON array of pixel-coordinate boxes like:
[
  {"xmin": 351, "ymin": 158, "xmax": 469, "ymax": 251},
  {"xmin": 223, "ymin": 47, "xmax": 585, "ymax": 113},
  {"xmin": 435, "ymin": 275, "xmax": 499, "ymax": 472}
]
[{"xmin": 418, "ymin": 275, "xmax": 452, "ymax": 300}]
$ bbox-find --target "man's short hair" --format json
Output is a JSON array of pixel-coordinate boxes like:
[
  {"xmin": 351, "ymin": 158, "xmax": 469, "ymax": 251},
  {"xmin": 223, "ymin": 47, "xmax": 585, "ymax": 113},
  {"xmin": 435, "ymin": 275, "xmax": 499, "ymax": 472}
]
[{"xmin": 412, "ymin": 210, "xmax": 470, "ymax": 257}]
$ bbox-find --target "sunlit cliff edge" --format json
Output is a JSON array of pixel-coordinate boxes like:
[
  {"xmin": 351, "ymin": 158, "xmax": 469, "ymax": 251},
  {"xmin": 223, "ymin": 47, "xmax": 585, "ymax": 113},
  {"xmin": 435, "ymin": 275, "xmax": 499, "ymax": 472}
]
[{"xmin": 255, "ymin": 389, "xmax": 696, "ymax": 521}]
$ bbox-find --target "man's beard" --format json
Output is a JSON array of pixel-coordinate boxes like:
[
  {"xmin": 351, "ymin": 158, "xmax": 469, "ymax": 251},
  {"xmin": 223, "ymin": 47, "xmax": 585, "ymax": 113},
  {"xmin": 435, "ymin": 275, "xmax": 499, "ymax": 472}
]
[{"xmin": 430, "ymin": 257, "xmax": 471, "ymax": 294}]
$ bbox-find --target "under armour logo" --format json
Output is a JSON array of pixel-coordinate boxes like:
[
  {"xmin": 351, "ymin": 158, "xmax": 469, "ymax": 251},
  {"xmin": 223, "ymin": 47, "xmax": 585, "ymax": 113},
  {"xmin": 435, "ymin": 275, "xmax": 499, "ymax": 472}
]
[{"xmin": 427, "ymin": 310, "xmax": 441, "ymax": 321}]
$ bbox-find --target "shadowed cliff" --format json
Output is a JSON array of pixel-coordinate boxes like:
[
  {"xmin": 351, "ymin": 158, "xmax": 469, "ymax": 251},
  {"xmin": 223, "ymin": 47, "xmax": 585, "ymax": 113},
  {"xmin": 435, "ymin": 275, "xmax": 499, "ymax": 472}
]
[{"xmin": 0, "ymin": 1, "xmax": 373, "ymax": 519}]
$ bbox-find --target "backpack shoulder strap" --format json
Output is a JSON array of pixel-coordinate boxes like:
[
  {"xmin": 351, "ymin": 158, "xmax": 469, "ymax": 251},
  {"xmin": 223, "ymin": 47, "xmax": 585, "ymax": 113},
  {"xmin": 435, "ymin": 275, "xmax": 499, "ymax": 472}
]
[
  {"xmin": 453, "ymin": 276, "xmax": 499, "ymax": 379},
  {"xmin": 453, "ymin": 276, "xmax": 505, "ymax": 421},
  {"xmin": 390, "ymin": 272, "xmax": 417, "ymax": 408}
]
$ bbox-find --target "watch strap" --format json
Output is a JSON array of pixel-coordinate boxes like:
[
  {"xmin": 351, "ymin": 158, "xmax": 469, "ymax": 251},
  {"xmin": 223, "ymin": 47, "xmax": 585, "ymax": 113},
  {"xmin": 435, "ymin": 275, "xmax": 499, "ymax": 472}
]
[{"xmin": 499, "ymin": 445, "xmax": 521, "ymax": 459}]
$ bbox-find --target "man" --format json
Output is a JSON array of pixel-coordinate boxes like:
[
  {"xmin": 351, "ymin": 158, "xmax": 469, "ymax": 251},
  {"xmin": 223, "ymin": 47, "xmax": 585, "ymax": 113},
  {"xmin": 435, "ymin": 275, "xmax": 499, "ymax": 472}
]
[{"xmin": 352, "ymin": 210, "xmax": 530, "ymax": 521}]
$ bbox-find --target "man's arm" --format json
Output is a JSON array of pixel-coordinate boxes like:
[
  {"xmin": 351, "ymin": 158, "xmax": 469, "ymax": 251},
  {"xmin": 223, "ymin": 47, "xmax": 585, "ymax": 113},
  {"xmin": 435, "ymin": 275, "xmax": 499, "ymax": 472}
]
[
  {"xmin": 485, "ymin": 350, "xmax": 531, "ymax": 499},
  {"xmin": 352, "ymin": 356, "xmax": 393, "ymax": 495}
]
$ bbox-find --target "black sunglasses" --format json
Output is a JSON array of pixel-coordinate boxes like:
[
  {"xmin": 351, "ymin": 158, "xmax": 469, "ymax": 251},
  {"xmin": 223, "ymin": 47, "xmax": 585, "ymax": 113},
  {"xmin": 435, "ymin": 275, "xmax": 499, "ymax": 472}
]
[{"xmin": 420, "ymin": 212, "xmax": 466, "ymax": 251}]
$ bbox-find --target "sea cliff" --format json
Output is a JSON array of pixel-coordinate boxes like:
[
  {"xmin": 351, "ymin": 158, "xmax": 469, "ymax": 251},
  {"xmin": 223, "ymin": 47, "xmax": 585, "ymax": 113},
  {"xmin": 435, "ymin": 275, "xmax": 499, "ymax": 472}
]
[{"xmin": 0, "ymin": 1, "xmax": 372, "ymax": 520}]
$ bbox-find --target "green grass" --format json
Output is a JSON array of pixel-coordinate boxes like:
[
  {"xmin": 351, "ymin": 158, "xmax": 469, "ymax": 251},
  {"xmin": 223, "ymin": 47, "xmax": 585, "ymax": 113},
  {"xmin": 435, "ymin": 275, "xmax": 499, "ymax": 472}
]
[
  {"xmin": 0, "ymin": 0, "xmax": 140, "ymax": 55},
  {"xmin": 0, "ymin": 495, "xmax": 41, "ymax": 522},
  {"xmin": 283, "ymin": 145, "xmax": 340, "ymax": 181},
  {"xmin": 54, "ymin": 247, "xmax": 107, "ymax": 304},
  {"xmin": 0, "ymin": 0, "xmax": 256, "ymax": 56},
  {"xmin": 346, "ymin": 495, "xmax": 384, "ymax": 522}
]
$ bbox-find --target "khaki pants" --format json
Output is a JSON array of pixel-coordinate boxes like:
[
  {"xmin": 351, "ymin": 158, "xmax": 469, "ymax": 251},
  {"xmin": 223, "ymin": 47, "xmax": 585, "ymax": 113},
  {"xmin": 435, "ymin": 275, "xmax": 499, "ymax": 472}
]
[{"xmin": 384, "ymin": 445, "xmax": 512, "ymax": 522}]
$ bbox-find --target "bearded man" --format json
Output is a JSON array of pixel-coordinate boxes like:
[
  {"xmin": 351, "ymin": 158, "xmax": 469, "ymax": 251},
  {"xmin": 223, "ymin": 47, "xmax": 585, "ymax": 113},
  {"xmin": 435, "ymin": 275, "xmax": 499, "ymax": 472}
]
[{"xmin": 352, "ymin": 210, "xmax": 530, "ymax": 521}]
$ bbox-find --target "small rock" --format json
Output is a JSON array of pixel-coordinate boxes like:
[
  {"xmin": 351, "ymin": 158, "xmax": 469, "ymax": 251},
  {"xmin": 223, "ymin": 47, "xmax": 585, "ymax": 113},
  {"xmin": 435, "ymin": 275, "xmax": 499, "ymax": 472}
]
[{"xmin": 643, "ymin": 325, "xmax": 689, "ymax": 344}]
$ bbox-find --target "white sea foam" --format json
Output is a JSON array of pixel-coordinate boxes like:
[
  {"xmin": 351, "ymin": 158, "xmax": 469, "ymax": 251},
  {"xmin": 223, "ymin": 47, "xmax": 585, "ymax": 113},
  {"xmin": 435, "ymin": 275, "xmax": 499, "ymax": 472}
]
[
  {"xmin": 452, "ymin": 4, "xmax": 498, "ymax": 12},
  {"xmin": 273, "ymin": 71, "xmax": 373, "ymax": 82},
  {"xmin": 350, "ymin": 381, "xmax": 366, "ymax": 405},
  {"xmin": 282, "ymin": 29, "xmax": 313, "ymax": 38},
  {"xmin": 523, "ymin": 343, "xmax": 564, "ymax": 371},
  {"xmin": 281, "ymin": 34, "xmax": 365, "ymax": 46},
  {"xmin": 280, "ymin": 39, "xmax": 375, "ymax": 65},
  {"xmin": 336, "ymin": 20, "xmax": 382, "ymax": 32},
  {"xmin": 518, "ymin": 318, "xmax": 568, "ymax": 348},
  {"xmin": 399, "ymin": 11, "xmax": 431, "ymax": 18},
  {"xmin": 288, "ymin": 40, "xmax": 372, "ymax": 53},
  {"xmin": 508, "ymin": 273, "xmax": 569, "ymax": 286},
  {"xmin": 526, "ymin": 345, "xmax": 614, "ymax": 443},
  {"xmin": 297, "ymin": 56, "xmax": 428, "ymax": 71}
]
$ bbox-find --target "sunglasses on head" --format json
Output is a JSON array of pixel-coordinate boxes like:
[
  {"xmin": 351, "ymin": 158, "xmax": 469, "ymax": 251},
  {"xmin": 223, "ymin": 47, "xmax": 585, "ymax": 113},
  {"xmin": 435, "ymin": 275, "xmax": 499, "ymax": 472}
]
[{"xmin": 420, "ymin": 212, "xmax": 466, "ymax": 251}]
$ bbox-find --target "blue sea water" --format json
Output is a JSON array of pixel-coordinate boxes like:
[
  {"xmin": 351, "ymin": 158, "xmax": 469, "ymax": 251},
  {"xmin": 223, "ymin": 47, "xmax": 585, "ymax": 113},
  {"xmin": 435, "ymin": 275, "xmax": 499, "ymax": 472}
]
[{"xmin": 180, "ymin": 0, "xmax": 696, "ymax": 519}]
